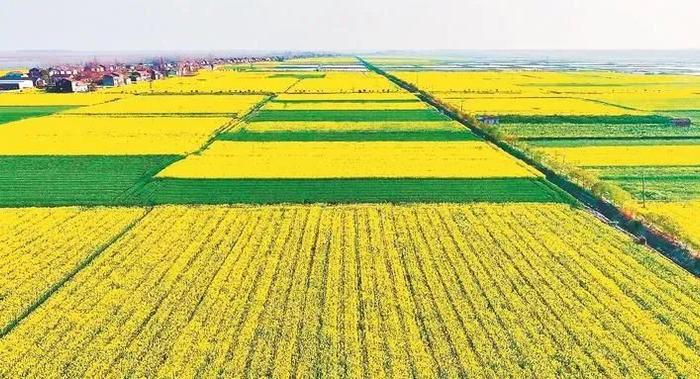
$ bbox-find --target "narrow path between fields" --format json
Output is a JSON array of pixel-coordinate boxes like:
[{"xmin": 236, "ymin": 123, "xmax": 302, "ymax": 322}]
[{"xmin": 0, "ymin": 208, "xmax": 153, "ymax": 339}]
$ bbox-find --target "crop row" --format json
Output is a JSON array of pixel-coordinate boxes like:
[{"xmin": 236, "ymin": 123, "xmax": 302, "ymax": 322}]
[{"xmin": 0, "ymin": 204, "xmax": 698, "ymax": 377}]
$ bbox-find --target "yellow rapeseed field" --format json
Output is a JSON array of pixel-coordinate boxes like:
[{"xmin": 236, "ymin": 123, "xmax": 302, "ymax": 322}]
[
  {"xmin": 0, "ymin": 92, "xmax": 123, "ymax": 106},
  {"xmin": 643, "ymin": 201, "xmax": 700, "ymax": 248},
  {"xmin": 0, "ymin": 116, "xmax": 229, "ymax": 155},
  {"xmin": 287, "ymin": 72, "xmax": 400, "ymax": 93},
  {"xmin": 538, "ymin": 145, "xmax": 700, "ymax": 166},
  {"xmin": 101, "ymin": 71, "xmax": 298, "ymax": 94},
  {"xmin": 393, "ymin": 71, "xmax": 700, "ymax": 95},
  {"xmin": 274, "ymin": 92, "xmax": 417, "ymax": 101},
  {"xmin": 0, "ymin": 207, "xmax": 145, "ymax": 331},
  {"xmin": 1, "ymin": 204, "xmax": 698, "ymax": 377},
  {"xmin": 240, "ymin": 120, "xmax": 464, "ymax": 133},
  {"xmin": 66, "ymin": 94, "xmax": 266, "ymax": 115},
  {"xmin": 156, "ymin": 141, "xmax": 541, "ymax": 179},
  {"xmin": 588, "ymin": 92, "xmax": 700, "ymax": 111}
]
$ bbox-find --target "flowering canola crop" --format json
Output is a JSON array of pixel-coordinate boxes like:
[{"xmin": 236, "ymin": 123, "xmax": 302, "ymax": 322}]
[
  {"xmin": 0, "ymin": 116, "xmax": 230, "ymax": 155},
  {"xmin": 66, "ymin": 94, "xmax": 266, "ymax": 115},
  {"xmin": 0, "ymin": 204, "xmax": 698, "ymax": 377},
  {"xmin": 156, "ymin": 141, "xmax": 541, "ymax": 179},
  {"xmin": 0, "ymin": 207, "xmax": 145, "ymax": 331},
  {"xmin": 538, "ymin": 145, "xmax": 700, "ymax": 167}
]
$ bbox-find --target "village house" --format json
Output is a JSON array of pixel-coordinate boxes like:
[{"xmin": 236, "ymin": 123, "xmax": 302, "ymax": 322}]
[
  {"xmin": 53, "ymin": 78, "xmax": 89, "ymax": 93},
  {"xmin": 102, "ymin": 72, "xmax": 126, "ymax": 87},
  {"xmin": 0, "ymin": 72, "xmax": 34, "ymax": 91},
  {"xmin": 129, "ymin": 70, "xmax": 151, "ymax": 83},
  {"xmin": 148, "ymin": 69, "xmax": 164, "ymax": 80},
  {"xmin": 84, "ymin": 63, "xmax": 106, "ymax": 73},
  {"xmin": 0, "ymin": 78, "xmax": 34, "ymax": 91}
]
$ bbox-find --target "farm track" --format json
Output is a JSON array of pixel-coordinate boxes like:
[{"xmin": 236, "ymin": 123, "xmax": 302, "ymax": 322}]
[{"xmin": 358, "ymin": 57, "xmax": 700, "ymax": 276}]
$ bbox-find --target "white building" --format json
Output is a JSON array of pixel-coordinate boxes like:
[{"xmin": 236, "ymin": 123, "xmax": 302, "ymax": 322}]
[{"xmin": 0, "ymin": 79, "xmax": 34, "ymax": 91}]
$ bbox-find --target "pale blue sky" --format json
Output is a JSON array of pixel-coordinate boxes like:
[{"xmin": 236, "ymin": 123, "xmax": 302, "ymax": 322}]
[{"xmin": 2, "ymin": 0, "xmax": 699, "ymax": 51}]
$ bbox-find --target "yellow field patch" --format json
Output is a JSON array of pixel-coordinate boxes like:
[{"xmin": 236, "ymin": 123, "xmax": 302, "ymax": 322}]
[
  {"xmin": 0, "ymin": 116, "xmax": 229, "ymax": 155},
  {"xmin": 274, "ymin": 92, "xmax": 417, "ymax": 101},
  {"xmin": 287, "ymin": 72, "xmax": 400, "ymax": 93},
  {"xmin": 101, "ymin": 71, "xmax": 298, "ymax": 94},
  {"xmin": 66, "ymin": 94, "xmax": 266, "ymax": 115},
  {"xmin": 538, "ymin": 145, "xmax": 700, "ymax": 166},
  {"xmin": 1, "ymin": 204, "xmax": 699, "ymax": 377},
  {"xmin": 0, "ymin": 92, "xmax": 122, "ymax": 106},
  {"xmin": 156, "ymin": 141, "xmax": 540, "ymax": 179},
  {"xmin": 588, "ymin": 92, "xmax": 700, "ymax": 111},
  {"xmin": 643, "ymin": 201, "xmax": 700, "ymax": 248},
  {"xmin": 394, "ymin": 71, "xmax": 700, "ymax": 95},
  {"xmin": 0, "ymin": 207, "xmax": 145, "ymax": 330},
  {"xmin": 444, "ymin": 96, "xmax": 639, "ymax": 116},
  {"xmin": 241, "ymin": 120, "xmax": 463, "ymax": 133}
]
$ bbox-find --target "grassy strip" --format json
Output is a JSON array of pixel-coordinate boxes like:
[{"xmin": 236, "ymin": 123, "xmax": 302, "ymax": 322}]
[
  {"xmin": 0, "ymin": 105, "xmax": 75, "ymax": 124},
  {"xmin": 132, "ymin": 177, "xmax": 571, "ymax": 204},
  {"xmin": 498, "ymin": 115, "xmax": 672, "ymax": 124},
  {"xmin": 250, "ymin": 109, "xmax": 449, "ymax": 122},
  {"xmin": 0, "ymin": 156, "xmax": 180, "ymax": 207},
  {"xmin": 499, "ymin": 123, "xmax": 700, "ymax": 139},
  {"xmin": 62, "ymin": 112, "xmax": 238, "ymax": 118},
  {"xmin": 0, "ymin": 208, "xmax": 150, "ymax": 338},
  {"xmin": 527, "ymin": 138, "xmax": 700, "ymax": 147},
  {"xmin": 217, "ymin": 130, "xmax": 478, "ymax": 141},
  {"xmin": 589, "ymin": 166, "xmax": 700, "ymax": 201}
]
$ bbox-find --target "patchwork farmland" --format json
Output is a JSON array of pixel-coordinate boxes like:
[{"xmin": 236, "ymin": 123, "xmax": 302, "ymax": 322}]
[{"xmin": 1, "ymin": 56, "xmax": 699, "ymax": 378}]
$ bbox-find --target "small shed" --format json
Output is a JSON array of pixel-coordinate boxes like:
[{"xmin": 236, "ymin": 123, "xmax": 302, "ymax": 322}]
[
  {"xmin": 477, "ymin": 115, "xmax": 500, "ymax": 125},
  {"xmin": 670, "ymin": 118, "xmax": 692, "ymax": 128}
]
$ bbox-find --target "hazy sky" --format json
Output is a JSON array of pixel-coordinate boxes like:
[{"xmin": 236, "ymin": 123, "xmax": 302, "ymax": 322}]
[{"xmin": 2, "ymin": 0, "xmax": 699, "ymax": 51}]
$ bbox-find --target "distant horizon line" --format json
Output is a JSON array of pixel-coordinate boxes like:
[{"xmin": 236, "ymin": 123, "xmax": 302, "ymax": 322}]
[{"xmin": 3, "ymin": 48, "xmax": 700, "ymax": 54}]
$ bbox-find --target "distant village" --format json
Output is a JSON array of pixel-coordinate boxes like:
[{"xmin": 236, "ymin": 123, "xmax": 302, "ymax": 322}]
[{"xmin": 0, "ymin": 56, "xmax": 282, "ymax": 93}]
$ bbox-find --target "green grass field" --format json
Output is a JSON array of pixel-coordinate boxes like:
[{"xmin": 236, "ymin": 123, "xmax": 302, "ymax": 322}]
[
  {"xmin": 250, "ymin": 109, "xmax": 450, "ymax": 122},
  {"xmin": 527, "ymin": 138, "xmax": 700, "ymax": 147},
  {"xmin": 498, "ymin": 115, "xmax": 671, "ymax": 124},
  {"xmin": 0, "ymin": 155, "xmax": 180, "ymax": 206},
  {"xmin": 134, "ymin": 177, "xmax": 571, "ymax": 204},
  {"xmin": 589, "ymin": 166, "xmax": 700, "ymax": 201},
  {"xmin": 499, "ymin": 123, "xmax": 700, "ymax": 140},
  {"xmin": 0, "ymin": 106, "xmax": 74, "ymax": 125}
]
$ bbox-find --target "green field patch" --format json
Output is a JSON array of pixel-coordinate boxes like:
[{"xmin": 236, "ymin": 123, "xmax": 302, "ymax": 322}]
[
  {"xmin": 590, "ymin": 166, "xmax": 700, "ymax": 201},
  {"xmin": 527, "ymin": 137, "xmax": 700, "ymax": 147},
  {"xmin": 218, "ymin": 129, "xmax": 478, "ymax": 141},
  {"xmin": 0, "ymin": 106, "xmax": 74, "ymax": 125},
  {"xmin": 250, "ymin": 109, "xmax": 449, "ymax": 122},
  {"xmin": 499, "ymin": 123, "xmax": 700, "ymax": 140},
  {"xmin": 0, "ymin": 155, "xmax": 180, "ymax": 207},
  {"xmin": 498, "ymin": 115, "xmax": 671, "ymax": 124},
  {"xmin": 133, "ymin": 178, "xmax": 571, "ymax": 204}
]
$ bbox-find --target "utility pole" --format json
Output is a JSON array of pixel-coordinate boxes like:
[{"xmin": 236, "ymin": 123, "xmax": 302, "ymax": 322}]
[{"xmin": 642, "ymin": 174, "xmax": 646, "ymax": 208}]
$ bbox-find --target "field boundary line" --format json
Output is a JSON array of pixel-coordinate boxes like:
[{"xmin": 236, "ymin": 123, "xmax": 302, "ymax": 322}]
[
  {"xmin": 0, "ymin": 207, "xmax": 153, "ymax": 339},
  {"xmin": 358, "ymin": 57, "xmax": 700, "ymax": 277}
]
